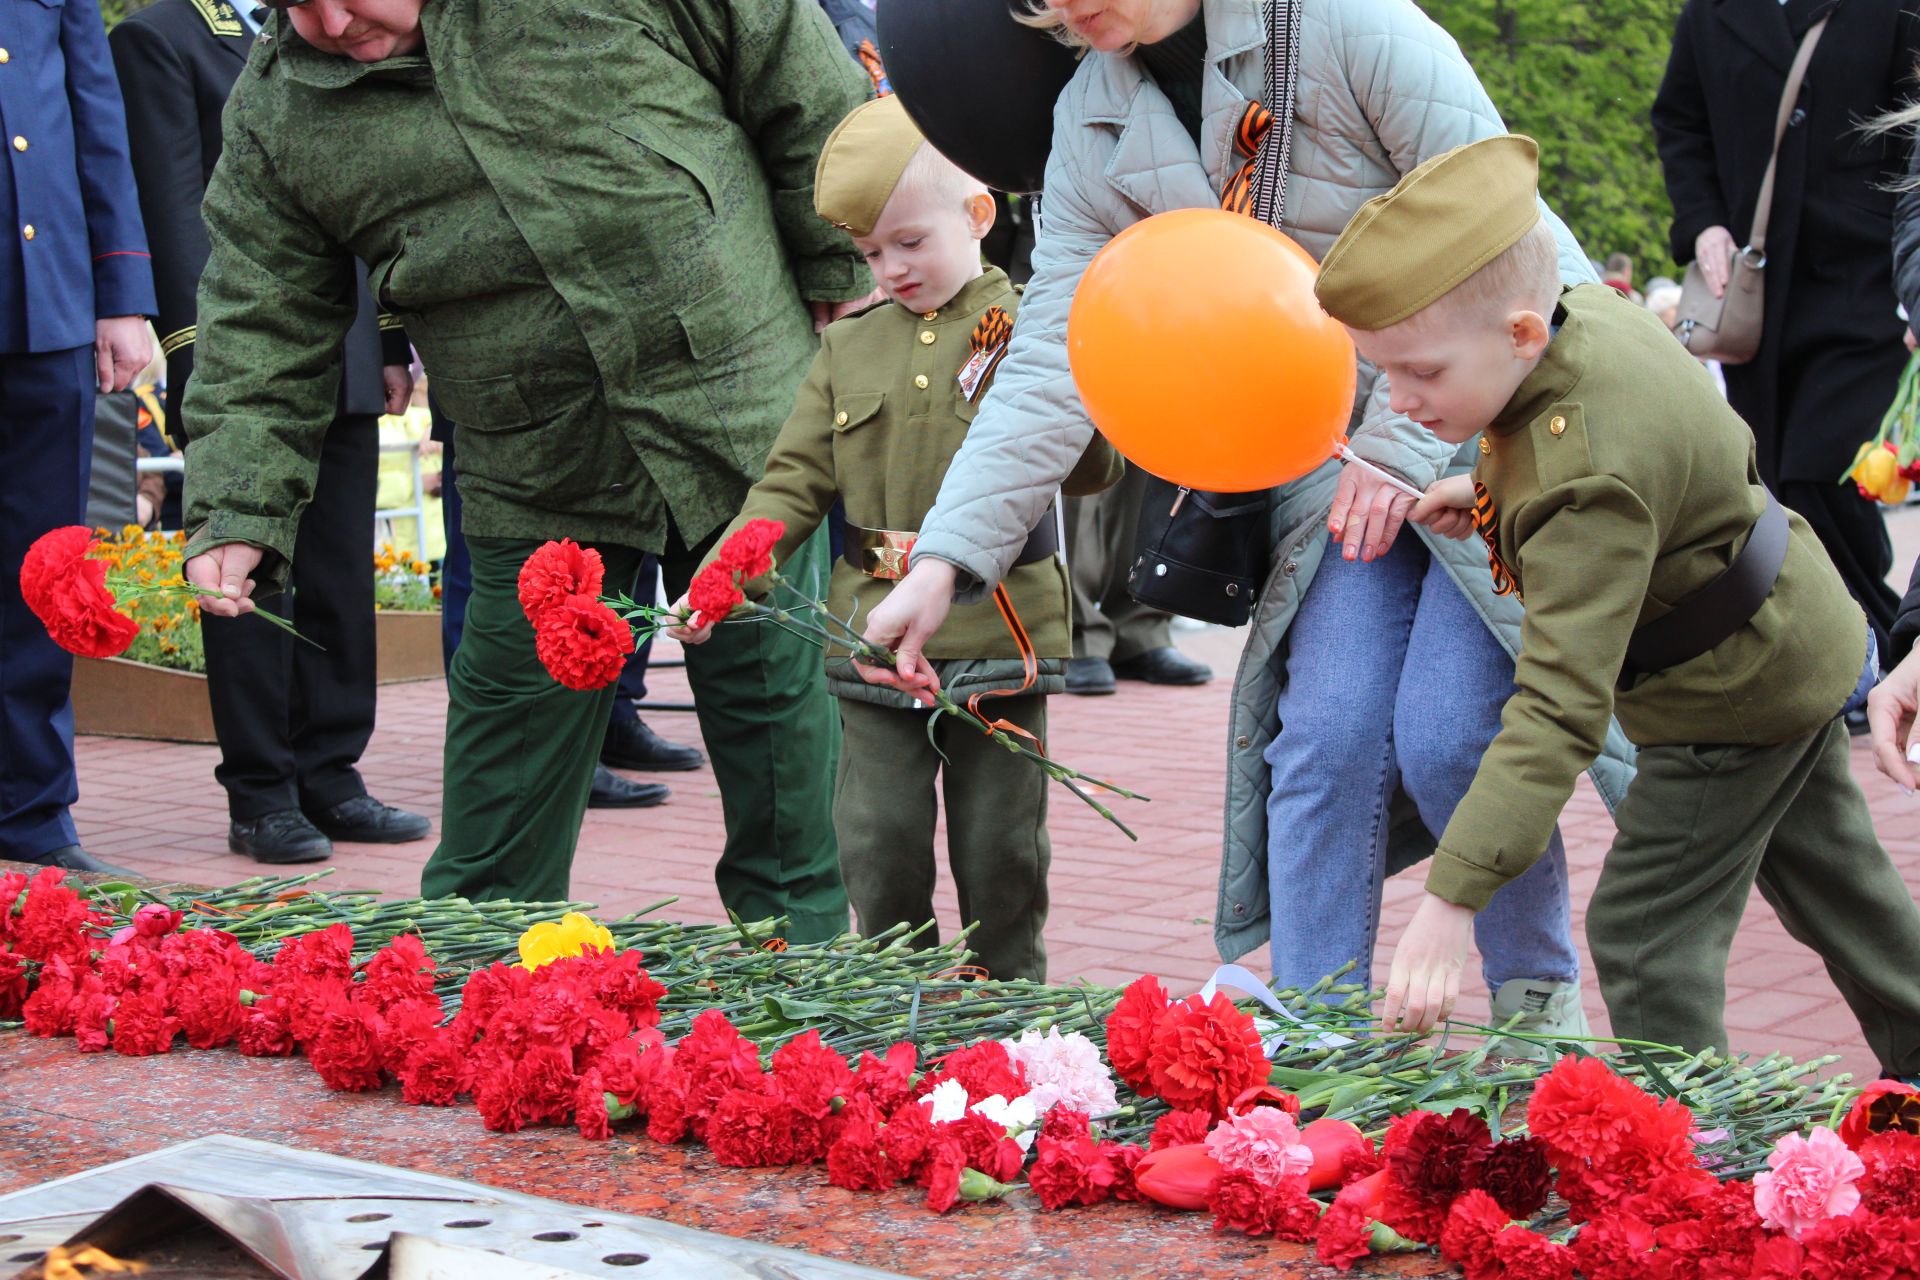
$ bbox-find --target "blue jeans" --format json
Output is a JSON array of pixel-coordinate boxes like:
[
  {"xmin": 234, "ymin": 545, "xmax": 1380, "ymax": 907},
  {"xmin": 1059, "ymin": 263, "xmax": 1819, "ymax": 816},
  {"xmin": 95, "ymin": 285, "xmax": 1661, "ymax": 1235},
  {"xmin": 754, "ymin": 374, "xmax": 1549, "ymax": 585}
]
[{"xmin": 1265, "ymin": 536, "xmax": 1579, "ymax": 992}]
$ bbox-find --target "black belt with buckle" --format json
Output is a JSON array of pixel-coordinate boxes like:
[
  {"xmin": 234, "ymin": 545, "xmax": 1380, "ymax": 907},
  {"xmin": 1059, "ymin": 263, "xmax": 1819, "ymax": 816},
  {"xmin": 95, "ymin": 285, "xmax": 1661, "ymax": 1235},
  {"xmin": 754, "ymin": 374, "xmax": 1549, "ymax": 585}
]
[
  {"xmin": 845, "ymin": 506, "xmax": 1059, "ymax": 580},
  {"xmin": 1621, "ymin": 494, "xmax": 1788, "ymax": 678}
]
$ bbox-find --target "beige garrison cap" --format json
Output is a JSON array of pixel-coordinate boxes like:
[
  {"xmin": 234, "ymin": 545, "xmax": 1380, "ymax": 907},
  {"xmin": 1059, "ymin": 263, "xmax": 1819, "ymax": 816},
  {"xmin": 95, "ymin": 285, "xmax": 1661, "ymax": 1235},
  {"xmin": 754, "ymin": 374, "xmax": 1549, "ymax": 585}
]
[
  {"xmin": 814, "ymin": 95, "xmax": 926, "ymax": 238},
  {"xmin": 1315, "ymin": 135, "xmax": 1543, "ymax": 331}
]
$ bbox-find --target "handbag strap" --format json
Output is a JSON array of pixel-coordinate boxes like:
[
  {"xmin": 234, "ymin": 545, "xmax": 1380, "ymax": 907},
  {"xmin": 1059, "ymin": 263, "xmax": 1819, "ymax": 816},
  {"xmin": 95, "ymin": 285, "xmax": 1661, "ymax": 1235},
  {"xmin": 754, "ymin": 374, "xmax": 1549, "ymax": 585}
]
[
  {"xmin": 1247, "ymin": 0, "xmax": 1301, "ymax": 228},
  {"xmin": 1749, "ymin": 13, "xmax": 1830, "ymax": 254}
]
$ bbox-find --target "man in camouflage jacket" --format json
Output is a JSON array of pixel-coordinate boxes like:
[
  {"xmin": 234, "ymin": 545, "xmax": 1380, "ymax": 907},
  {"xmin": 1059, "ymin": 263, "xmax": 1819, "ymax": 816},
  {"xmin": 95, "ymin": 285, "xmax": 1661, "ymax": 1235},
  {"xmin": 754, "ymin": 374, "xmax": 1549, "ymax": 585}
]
[{"xmin": 183, "ymin": 0, "xmax": 874, "ymax": 938}]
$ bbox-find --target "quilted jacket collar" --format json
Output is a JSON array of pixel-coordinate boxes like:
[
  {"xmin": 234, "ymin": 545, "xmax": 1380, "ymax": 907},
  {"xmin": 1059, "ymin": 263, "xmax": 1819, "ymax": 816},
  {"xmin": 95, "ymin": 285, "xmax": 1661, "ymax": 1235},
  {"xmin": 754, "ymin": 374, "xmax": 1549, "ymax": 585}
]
[{"xmin": 1077, "ymin": 0, "xmax": 1266, "ymax": 209}]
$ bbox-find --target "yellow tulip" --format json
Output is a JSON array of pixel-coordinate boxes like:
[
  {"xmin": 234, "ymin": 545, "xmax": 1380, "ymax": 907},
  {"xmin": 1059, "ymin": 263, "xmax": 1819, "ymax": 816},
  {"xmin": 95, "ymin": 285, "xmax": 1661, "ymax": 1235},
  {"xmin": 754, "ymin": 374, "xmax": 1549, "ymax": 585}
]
[
  {"xmin": 1885, "ymin": 476, "xmax": 1912, "ymax": 506},
  {"xmin": 1862, "ymin": 448, "xmax": 1898, "ymax": 498},
  {"xmin": 516, "ymin": 911, "xmax": 614, "ymax": 970}
]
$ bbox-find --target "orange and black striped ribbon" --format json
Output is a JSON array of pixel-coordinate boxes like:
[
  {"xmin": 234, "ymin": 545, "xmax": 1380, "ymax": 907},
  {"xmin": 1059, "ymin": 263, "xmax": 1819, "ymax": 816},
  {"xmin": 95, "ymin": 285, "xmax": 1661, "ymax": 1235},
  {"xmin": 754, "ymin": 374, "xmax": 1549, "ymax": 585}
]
[
  {"xmin": 855, "ymin": 39, "xmax": 892, "ymax": 97},
  {"xmin": 1219, "ymin": 100, "xmax": 1274, "ymax": 217},
  {"xmin": 967, "ymin": 582, "xmax": 1046, "ymax": 752},
  {"xmin": 964, "ymin": 306, "xmax": 1015, "ymax": 403},
  {"xmin": 1471, "ymin": 480, "xmax": 1519, "ymax": 599}
]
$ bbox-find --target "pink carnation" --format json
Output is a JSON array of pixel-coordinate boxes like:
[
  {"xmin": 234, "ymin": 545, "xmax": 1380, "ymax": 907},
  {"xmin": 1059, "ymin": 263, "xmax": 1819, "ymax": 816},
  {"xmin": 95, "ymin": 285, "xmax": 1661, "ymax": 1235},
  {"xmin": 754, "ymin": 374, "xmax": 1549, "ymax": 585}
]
[
  {"xmin": 999, "ymin": 1028, "xmax": 1118, "ymax": 1119},
  {"xmin": 1752, "ymin": 1126, "xmax": 1864, "ymax": 1239},
  {"xmin": 1203, "ymin": 1104, "xmax": 1313, "ymax": 1191}
]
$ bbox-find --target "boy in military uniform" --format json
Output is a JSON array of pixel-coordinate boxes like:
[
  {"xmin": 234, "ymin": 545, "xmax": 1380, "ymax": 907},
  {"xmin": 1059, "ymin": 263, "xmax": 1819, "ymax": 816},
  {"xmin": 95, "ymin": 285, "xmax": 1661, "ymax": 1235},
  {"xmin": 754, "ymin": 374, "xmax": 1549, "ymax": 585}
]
[
  {"xmin": 674, "ymin": 97, "xmax": 1121, "ymax": 981},
  {"xmin": 1314, "ymin": 135, "xmax": 1920, "ymax": 1079}
]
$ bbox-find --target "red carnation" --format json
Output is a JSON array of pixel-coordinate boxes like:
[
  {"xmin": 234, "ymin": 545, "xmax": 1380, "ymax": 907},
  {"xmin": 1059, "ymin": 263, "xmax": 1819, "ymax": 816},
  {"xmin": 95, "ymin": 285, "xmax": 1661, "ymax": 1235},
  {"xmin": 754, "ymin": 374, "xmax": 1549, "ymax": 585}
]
[
  {"xmin": 1104, "ymin": 1141, "xmax": 1147, "ymax": 1201},
  {"xmin": 1390, "ymin": 1107, "xmax": 1492, "ymax": 1212},
  {"xmin": 941, "ymin": 1110, "xmax": 1025, "ymax": 1182},
  {"xmin": 1150, "ymin": 1107, "xmax": 1213, "ymax": 1150},
  {"xmin": 1315, "ymin": 1190, "xmax": 1376, "ymax": 1272},
  {"xmin": 399, "ymin": 1028, "xmax": 471, "ymax": 1106},
  {"xmin": 20, "ymin": 527, "xmax": 140, "ymax": 659},
  {"xmin": 645, "ymin": 1064, "xmax": 692, "ymax": 1144},
  {"xmin": 1465, "ymin": 1136, "xmax": 1554, "ymax": 1219},
  {"xmin": 851, "ymin": 1043, "xmax": 917, "ymax": 1115},
  {"xmin": 534, "ymin": 594, "xmax": 633, "ymax": 691},
  {"xmin": 1144, "ymin": 992, "xmax": 1266, "ymax": 1120},
  {"xmin": 686, "ymin": 560, "xmax": 745, "ymax": 625},
  {"xmin": 1860, "ymin": 1130, "xmax": 1920, "ymax": 1213},
  {"xmin": 1526, "ymin": 1055, "xmax": 1660, "ymax": 1166},
  {"xmin": 921, "ymin": 1139, "xmax": 965, "ymax": 1214},
  {"xmin": 826, "ymin": 1111, "xmax": 897, "ymax": 1192},
  {"xmin": 273, "ymin": 923, "xmax": 356, "ymax": 983},
  {"xmin": 110, "ymin": 983, "xmax": 181, "ymax": 1056},
  {"xmin": 574, "ymin": 1070, "xmax": 613, "ymax": 1141},
  {"xmin": 517, "ymin": 538, "xmax": 604, "ymax": 625},
  {"xmin": 236, "ymin": 1006, "xmax": 297, "ymax": 1057},
  {"xmin": 514, "ymin": 1043, "xmax": 582, "ymax": 1127},
  {"xmin": 1207, "ymin": 1169, "xmax": 1276, "ymax": 1234},
  {"xmin": 0, "ymin": 947, "xmax": 26, "ymax": 1019},
  {"xmin": 881, "ymin": 1097, "xmax": 937, "ymax": 1176},
  {"xmin": 771, "ymin": 1030, "xmax": 854, "ymax": 1120},
  {"xmin": 357, "ymin": 934, "xmax": 437, "ymax": 1015},
  {"xmin": 715, "ymin": 518, "xmax": 784, "ymax": 581},
  {"xmin": 308, "ymin": 1001, "xmax": 386, "ymax": 1091},
  {"xmin": 675, "ymin": 1009, "xmax": 766, "ymax": 1124},
  {"xmin": 1569, "ymin": 1211, "xmax": 1659, "ymax": 1280},
  {"xmin": 919, "ymin": 1039, "xmax": 1027, "ymax": 1106},
  {"xmin": 1490, "ymin": 1225, "xmax": 1577, "ymax": 1280},
  {"xmin": 170, "ymin": 962, "xmax": 245, "ymax": 1049},
  {"xmin": 1029, "ymin": 1134, "xmax": 1117, "ymax": 1209},
  {"xmin": 1438, "ymin": 1189, "xmax": 1509, "ymax": 1280},
  {"xmin": 1105, "ymin": 975, "xmax": 1168, "ymax": 1092},
  {"xmin": 1839, "ymin": 1079, "xmax": 1920, "ymax": 1151},
  {"xmin": 1040, "ymin": 1106, "xmax": 1093, "ymax": 1146}
]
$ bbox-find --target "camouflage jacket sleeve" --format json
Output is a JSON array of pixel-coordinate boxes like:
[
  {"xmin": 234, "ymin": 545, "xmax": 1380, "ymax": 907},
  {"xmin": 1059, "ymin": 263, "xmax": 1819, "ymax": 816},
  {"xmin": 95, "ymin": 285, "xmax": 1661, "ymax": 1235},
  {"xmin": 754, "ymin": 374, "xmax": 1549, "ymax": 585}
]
[
  {"xmin": 700, "ymin": 344, "xmax": 839, "ymax": 591},
  {"xmin": 1426, "ymin": 475, "xmax": 1659, "ymax": 911},
  {"xmin": 181, "ymin": 107, "xmax": 362, "ymax": 586},
  {"xmin": 692, "ymin": 0, "xmax": 870, "ymax": 301}
]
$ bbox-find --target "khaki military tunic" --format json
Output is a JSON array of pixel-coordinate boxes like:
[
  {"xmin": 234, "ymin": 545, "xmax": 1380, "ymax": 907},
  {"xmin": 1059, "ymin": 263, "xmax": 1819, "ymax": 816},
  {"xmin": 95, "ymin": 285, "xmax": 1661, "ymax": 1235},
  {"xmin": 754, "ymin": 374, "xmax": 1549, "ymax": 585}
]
[
  {"xmin": 708, "ymin": 269, "xmax": 1123, "ymax": 686},
  {"xmin": 1426, "ymin": 284, "xmax": 1867, "ymax": 911}
]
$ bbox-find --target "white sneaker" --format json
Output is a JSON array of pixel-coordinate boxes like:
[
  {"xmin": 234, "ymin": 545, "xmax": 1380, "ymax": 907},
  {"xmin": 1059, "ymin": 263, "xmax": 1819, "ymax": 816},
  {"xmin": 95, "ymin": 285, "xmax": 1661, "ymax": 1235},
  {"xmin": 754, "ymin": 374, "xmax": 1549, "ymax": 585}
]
[{"xmin": 1486, "ymin": 978, "xmax": 1590, "ymax": 1061}]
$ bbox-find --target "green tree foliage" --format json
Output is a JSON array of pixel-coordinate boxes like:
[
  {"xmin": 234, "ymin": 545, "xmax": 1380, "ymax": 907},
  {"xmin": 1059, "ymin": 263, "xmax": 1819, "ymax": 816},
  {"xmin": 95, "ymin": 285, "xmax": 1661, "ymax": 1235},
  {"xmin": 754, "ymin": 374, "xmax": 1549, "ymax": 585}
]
[
  {"xmin": 100, "ymin": 0, "xmax": 154, "ymax": 31},
  {"xmin": 1420, "ymin": 0, "xmax": 1689, "ymax": 277}
]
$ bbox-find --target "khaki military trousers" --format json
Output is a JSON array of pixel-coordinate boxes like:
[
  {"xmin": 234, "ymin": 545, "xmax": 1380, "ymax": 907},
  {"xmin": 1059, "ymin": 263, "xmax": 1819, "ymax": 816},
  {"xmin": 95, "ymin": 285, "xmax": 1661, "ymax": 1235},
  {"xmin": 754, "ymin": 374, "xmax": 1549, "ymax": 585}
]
[
  {"xmin": 1588, "ymin": 718, "xmax": 1920, "ymax": 1075},
  {"xmin": 832, "ymin": 693, "xmax": 1051, "ymax": 981},
  {"xmin": 420, "ymin": 528, "xmax": 848, "ymax": 942}
]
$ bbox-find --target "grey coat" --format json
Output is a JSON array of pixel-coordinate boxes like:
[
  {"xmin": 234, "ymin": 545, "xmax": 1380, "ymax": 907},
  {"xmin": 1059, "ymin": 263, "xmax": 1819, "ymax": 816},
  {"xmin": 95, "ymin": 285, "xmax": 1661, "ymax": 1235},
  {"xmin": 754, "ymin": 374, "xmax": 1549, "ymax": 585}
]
[{"xmin": 907, "ymin": 0, "xmax": 1637, "ymax": 962}]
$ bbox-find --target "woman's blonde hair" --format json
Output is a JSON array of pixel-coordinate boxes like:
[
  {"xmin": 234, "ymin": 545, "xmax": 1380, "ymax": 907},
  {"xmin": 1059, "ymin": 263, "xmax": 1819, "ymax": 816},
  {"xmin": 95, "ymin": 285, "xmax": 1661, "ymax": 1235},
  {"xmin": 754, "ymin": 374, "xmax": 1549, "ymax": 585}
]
[
  {"xmin": 1863, "ymin": 90, "xmax": 1920, "ymax": 190},
  {"xmin": 1013, "ymin": 0, "xmax": 1093, "ymax": 48}
]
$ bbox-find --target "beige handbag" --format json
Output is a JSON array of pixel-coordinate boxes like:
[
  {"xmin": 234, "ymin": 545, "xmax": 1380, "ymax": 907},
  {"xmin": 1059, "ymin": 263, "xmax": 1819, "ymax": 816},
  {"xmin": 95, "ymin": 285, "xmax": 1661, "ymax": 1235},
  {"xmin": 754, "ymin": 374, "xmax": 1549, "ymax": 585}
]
[{"xmin": 1671, "ymin": 14, "xmax": 1829, "ymax": 365}]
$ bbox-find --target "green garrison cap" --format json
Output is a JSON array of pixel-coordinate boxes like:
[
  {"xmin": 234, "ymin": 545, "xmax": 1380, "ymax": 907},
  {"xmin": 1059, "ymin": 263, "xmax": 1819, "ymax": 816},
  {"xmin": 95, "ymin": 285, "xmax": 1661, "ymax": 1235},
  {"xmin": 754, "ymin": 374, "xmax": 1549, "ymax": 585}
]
[
  {"xmin": 814, "ymin": 95, "xmax": 926, "ymax": 237},
  {"xmin": 1315, "ymin": 135, "xmax": 1543, "ymax": 330}
]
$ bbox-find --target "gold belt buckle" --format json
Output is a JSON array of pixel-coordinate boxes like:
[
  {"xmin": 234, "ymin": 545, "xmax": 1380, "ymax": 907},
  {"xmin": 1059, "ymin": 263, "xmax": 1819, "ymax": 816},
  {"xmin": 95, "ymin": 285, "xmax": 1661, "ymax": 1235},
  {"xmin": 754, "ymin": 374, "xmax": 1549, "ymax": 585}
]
[{"xmin": 861, "ymin": 529, "xmax": 917, "ymax": 580}]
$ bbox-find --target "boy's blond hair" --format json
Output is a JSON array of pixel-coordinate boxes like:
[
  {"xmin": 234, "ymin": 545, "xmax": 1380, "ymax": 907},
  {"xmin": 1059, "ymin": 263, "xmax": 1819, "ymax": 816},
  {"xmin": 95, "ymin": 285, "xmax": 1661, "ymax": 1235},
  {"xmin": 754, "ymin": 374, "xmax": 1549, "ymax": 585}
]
[
  {"xmin": 884, "ymin": 140, "xmax": 991, "ymax": 220},
  {"xmin": 1400, "ymin": 219, "xmax": 1561, "ymax": 333}
]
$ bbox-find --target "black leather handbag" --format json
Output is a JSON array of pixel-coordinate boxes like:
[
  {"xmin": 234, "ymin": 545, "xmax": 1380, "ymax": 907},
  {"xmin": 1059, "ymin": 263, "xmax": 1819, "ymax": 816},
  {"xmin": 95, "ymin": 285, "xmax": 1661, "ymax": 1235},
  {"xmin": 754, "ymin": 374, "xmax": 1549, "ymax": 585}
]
[
  {"xmin": 1127, "ymin": 478, "xmax": 1270, "ymax": 627},
  {"xmin": 1123, "ymin": 0, "xmax": 1297, "ymax": 629}
]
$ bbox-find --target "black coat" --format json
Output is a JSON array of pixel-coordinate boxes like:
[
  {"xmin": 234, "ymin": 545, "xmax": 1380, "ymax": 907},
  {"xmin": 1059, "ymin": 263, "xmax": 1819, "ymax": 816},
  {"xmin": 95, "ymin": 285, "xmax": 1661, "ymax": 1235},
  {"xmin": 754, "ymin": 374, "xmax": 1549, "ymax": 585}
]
[
  {"xmin": 1652, "ymin": 0, "xmax": 1920, "ymax": 485},
  {"xmin": 107, "ymin": 0, "xmax": 406, "ymax": 443},
  {"xmin": 1896, "ymin": 558, "xmax": 1920, "ymax": 662}
]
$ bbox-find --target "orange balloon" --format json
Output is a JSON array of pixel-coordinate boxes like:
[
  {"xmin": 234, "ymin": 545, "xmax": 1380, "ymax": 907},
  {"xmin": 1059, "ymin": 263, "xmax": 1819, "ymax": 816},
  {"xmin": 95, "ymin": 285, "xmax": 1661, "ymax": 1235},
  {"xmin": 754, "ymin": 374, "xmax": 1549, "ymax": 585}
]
[{"xmin": 1067, "ymin": 208, "xmax": 1358, "ymax": 491}]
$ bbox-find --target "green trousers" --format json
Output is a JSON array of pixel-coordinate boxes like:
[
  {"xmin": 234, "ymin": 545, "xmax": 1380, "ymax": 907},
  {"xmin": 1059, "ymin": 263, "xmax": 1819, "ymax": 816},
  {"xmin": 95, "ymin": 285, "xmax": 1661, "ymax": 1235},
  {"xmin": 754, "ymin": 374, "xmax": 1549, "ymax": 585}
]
[
  {"xmin": 1588, "ymin": 718, "xmax": 1920, "ymax": 1074},
  {"xmin": 833, "ymin": 693, "xmax": 1051, "ymax": 981},
  {"xmin": 420, "ymin": 529, "xmax": 848, "ymax": 942}
]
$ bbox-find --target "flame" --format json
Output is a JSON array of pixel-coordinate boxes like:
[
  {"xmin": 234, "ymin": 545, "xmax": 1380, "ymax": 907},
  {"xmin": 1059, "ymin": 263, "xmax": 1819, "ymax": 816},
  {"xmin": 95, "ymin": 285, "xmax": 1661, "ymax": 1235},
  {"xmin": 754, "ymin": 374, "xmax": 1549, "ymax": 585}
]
[{"xmin": 35, "ymin": 1245, "xmax": 147, "ymax": 1278}]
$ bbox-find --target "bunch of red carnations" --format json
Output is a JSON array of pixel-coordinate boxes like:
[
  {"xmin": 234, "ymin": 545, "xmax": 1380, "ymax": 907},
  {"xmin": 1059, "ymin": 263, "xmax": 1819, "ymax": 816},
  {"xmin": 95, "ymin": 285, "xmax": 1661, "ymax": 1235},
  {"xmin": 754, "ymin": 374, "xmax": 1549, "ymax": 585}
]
[{"xmin": 7, "ymin": 867, "xmax": 273, "ymax": 1055}]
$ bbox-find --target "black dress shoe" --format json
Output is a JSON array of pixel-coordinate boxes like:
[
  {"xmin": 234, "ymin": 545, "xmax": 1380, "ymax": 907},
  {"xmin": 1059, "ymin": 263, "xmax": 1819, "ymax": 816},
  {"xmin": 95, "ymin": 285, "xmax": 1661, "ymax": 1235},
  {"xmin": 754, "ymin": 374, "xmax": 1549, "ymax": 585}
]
[
  {"xmin": 601, "ymin": 716, "xmax": 704, "ymax": 772},
  {"xmin": 28, "ymin": 844, "xmax": 133, "ymax": 876},
  {"xmin": 589, "ymin": 764, "xmax": 670, "ymax": 809},
  {"xmin": 1112, "ymin": 646, "xmax": 1214, "ymax": 686},
  {"xmin": 230, "ymin": 810, "xmax": 333, "ymax": 864},
  {"xmin": 306, "ymin": 795, "xmax": 433, "ymax": 844},
  {"xmin": 1064, "ymin": 656, "xmax": 1117, "ymax": 696}
]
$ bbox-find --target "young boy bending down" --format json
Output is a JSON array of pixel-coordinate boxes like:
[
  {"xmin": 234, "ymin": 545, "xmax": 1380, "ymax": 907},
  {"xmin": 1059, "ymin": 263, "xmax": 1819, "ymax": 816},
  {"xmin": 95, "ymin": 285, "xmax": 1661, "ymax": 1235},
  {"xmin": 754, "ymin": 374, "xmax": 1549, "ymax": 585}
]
[
  {"xmin": 1314, "ymin": 135, "xmax": 1920, "ymax": 1079},
  {"xmin": 674, "ymin": 96, "xmax": 1120, "ymax": 981}
]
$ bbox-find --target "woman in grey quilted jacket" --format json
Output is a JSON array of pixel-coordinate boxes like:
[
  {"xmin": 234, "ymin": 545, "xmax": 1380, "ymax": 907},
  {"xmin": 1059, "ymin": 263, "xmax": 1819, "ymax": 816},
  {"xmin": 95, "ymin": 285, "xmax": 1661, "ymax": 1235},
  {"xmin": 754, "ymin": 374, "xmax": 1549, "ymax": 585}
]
[{"xmin": 859, "ymin": 0, "xmax": 1636, "ymax": 1033}]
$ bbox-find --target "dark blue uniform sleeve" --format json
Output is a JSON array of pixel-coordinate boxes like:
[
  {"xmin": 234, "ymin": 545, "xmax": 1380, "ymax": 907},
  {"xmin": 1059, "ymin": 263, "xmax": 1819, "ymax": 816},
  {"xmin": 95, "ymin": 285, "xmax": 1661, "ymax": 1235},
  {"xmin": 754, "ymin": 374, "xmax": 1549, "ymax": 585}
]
[{"xmin": 62, "ymin": 0, "xmax": 155, "ymax": 318}]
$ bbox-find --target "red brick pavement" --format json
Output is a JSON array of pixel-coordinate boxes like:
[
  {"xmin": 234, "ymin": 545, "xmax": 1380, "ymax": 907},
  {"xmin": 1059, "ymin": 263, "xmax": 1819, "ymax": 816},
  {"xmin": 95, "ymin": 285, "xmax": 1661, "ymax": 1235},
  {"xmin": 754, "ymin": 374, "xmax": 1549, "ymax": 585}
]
[{"xmin": 70, "ymin": 513, "xmax": 1920, "ymax": 1083}]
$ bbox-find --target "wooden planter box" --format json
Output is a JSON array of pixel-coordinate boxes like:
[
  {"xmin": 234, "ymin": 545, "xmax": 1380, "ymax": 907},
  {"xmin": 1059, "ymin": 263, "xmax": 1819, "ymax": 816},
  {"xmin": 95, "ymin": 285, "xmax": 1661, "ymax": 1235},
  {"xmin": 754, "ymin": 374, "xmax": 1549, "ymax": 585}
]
[
  {"xmin": 73, "ymin": 610, "xmax": 445, "ymax": 743},
  {"xmin": 374, "ymin": 609, "xmax": 444, "ymax": 684},
  {"xmin": 71, "ymin": 656, "xmax": 218, "ymax": 744}
]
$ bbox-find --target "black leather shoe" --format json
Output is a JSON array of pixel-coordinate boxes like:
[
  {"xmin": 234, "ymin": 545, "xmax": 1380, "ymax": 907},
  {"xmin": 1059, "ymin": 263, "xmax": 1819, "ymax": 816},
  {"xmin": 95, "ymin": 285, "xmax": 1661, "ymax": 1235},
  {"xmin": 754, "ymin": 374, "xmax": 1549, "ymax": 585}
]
[
  {"xmin": 601, "ymin": 716, "xmax": 704, "ymax": 772},
  {"xmin": 229, "ymin": 810, "xmax": 333, "ymax": 864},
  {"xmin": 589, "ymin": 764, "xmax": 670, "ymax": 809},
  {"xmin": 28, "ymin": 844, "xmax": 133, "ymax": 876},
  {"xmin": 1112, "ymin": 646, "xmax": 1214, "ymax": 686},
  {"xmin": 1064, "ymin": 656, "xmax": 1117, "ymax": 696},
  {"xmin": 306, "ymin": 795, "xmax": 433, "ymax": 844}
]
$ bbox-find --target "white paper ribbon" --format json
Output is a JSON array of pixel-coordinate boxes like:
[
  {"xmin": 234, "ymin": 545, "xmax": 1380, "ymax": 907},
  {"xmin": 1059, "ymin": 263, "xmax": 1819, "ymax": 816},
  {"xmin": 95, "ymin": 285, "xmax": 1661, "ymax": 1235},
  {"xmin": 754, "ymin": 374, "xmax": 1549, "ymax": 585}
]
[{"xmin": 1199, "ymin": 962, "xmax": 1356, "ymax": 1055}]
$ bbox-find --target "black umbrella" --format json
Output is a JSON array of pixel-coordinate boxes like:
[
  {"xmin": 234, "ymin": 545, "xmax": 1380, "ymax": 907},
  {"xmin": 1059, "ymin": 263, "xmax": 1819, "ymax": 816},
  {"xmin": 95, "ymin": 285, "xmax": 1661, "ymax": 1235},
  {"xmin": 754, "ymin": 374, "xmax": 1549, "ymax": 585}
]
[{"xmin": 875, "ymin": 0, "xmax": 1082, "ymax": 194}]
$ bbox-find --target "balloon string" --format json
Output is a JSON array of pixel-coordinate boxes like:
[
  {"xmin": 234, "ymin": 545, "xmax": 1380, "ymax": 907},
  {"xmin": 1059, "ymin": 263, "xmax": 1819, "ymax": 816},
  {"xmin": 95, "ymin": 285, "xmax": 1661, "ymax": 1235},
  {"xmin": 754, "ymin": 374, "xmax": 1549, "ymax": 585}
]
[{"xmin": 1333, "ymin": 441, "xmax": 1426, "ymax": 501}]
